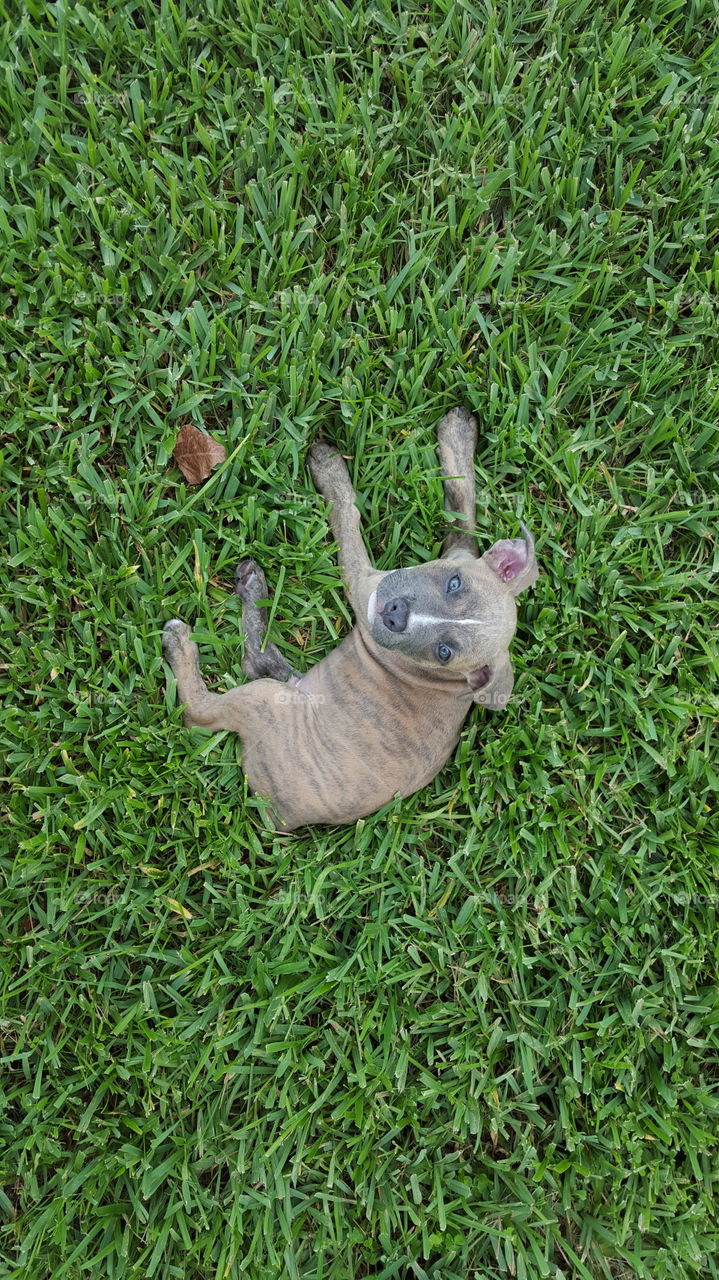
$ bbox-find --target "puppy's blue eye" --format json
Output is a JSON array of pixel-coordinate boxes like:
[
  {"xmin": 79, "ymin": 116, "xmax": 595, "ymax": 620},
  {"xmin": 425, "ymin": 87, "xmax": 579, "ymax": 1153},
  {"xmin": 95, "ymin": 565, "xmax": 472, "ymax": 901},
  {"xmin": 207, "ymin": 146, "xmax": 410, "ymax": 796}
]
[
  {"xmin": 447, "ymin": 575, "xmax": 461, "ymax": 592},
  {"xmin": 438, "ymin": 643, "xmax": 452, "ymax": 663}
]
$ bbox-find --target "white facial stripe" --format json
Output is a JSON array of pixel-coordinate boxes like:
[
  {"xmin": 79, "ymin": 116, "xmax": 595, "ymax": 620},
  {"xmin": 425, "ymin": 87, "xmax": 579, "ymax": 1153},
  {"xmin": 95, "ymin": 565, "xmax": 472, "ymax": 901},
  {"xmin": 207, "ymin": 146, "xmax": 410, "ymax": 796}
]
[{"xmin": 408, "ymin": 615, "xmax": 488, "ymax": 627}]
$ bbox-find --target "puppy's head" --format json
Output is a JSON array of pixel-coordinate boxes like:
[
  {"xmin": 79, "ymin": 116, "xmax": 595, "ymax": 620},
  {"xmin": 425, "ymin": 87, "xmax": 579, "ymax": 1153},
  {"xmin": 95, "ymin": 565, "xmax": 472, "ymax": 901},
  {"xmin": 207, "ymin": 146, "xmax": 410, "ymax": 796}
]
[{"xmin": 366, "ymin": 525, "xmax": 538, "ymax": 702}]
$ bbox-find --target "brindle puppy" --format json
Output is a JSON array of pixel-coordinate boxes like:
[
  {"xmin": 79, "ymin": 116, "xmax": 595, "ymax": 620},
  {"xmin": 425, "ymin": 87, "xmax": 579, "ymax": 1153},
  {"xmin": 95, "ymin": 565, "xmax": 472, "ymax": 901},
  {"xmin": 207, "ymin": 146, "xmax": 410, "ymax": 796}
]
[{"xmin": 162, "ymin": 408, "xmax": 538, "ymax": 830}]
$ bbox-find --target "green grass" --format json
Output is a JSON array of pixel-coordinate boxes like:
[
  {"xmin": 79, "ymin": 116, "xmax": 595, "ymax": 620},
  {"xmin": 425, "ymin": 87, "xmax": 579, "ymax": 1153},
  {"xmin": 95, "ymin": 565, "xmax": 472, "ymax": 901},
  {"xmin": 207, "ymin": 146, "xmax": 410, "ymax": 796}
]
[{"xmin": 1, "ymin": 0, "xmax": 719, "ymax": 1275}]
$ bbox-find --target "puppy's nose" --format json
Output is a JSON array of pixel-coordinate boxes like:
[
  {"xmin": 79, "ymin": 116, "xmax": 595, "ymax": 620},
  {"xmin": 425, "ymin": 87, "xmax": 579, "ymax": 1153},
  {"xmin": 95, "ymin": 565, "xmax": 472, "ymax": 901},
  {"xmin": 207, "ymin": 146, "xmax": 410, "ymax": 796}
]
[{"xmin": 381, "ymin": 597, "xmax": 409, "ymax": 633}]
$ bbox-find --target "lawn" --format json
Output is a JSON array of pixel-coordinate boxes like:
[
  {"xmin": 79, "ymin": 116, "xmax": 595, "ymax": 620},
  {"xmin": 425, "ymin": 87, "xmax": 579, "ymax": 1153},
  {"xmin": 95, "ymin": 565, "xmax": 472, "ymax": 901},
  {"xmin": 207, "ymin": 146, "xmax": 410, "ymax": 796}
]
[{"xmin": 1, "ymin": 0, "xmax": 719, "ymax": 1276}]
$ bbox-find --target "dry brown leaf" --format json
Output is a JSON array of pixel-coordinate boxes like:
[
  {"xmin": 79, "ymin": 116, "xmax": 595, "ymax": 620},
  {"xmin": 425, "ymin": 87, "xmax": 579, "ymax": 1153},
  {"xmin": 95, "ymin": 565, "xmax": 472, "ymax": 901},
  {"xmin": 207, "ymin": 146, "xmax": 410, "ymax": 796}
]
[{"xmin": 173, "ymin": 422, "xmax": 227, "ymax": 484}]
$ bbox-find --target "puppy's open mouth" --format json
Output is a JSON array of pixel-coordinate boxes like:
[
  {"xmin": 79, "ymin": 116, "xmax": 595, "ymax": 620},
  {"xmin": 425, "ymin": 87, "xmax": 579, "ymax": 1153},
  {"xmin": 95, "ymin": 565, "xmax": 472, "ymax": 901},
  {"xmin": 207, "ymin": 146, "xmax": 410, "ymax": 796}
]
[{"xmin": 367, "ymin": 589, "xmax": 377, "ymax": 626}]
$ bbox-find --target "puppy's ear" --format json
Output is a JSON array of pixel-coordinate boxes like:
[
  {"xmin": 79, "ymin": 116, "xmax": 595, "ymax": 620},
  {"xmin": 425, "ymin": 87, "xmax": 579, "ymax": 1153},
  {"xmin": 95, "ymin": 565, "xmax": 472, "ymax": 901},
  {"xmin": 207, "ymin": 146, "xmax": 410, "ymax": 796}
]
[
  {"xmin": 482, "ymin": 522, "xmax": 538, "ymax": 596},
  {"xmin": 466, "ymin": 656, "xmax": 514, "ymax": 709}
]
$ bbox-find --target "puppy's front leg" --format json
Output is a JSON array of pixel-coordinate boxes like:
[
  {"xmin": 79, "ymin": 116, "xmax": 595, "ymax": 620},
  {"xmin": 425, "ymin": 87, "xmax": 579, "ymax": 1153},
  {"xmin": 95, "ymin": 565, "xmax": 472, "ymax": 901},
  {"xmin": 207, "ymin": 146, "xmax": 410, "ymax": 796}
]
[
  {"xmin": 437, "ymin": 406, "xmax": 479, "ymax": 559},
  {"xmin": 308, "ymin": 442, "xmax": 380, "ymax": 619}
]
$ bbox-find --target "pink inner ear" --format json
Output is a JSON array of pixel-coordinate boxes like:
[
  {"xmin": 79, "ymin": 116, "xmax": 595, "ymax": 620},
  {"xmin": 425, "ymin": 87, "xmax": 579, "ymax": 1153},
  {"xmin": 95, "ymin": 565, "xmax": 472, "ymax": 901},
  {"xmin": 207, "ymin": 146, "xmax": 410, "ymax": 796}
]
[
  {"xmin": 485, "ymin": 538, "xmax": 529, "ymax": 582},
  {"xmin": 468, "ymin": 664, "xmax": 491, "ymax": 690}
]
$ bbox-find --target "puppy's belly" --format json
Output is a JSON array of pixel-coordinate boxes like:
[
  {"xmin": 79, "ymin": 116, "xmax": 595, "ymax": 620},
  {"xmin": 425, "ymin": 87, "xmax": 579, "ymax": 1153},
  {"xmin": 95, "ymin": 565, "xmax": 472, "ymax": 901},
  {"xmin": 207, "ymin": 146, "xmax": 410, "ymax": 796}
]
[{"xmin": 240, "ymin": 694, "xmax": 466, "ymax": 830}]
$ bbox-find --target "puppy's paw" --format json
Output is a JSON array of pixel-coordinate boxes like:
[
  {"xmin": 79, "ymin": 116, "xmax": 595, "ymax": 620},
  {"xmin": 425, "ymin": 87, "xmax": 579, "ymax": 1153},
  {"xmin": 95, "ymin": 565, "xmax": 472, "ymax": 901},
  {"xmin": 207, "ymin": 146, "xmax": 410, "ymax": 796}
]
[
  {"xmin": 235, "ymin": 558, "xmax": 268, "ymax": 602},
  {"xmin": 308, "ymin": 438, "xmax": 339, "ymax": 464},
  {"xmin": 162, "ymin": 618, "xmax": 191, "ymax": 658},
  {"xmin": 437, "ymin": 406, "xmax": 478, "ymax": 450},
  {"xmin": 308, "ymin": 439, "xmax": 351, "ymax": 493}
]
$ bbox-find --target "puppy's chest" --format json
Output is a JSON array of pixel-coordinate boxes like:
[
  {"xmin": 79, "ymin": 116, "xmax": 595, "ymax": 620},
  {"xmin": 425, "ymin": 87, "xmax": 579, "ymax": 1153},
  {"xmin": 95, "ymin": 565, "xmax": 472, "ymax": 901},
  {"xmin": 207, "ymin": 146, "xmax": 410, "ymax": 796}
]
[{"xmin": 298, "ymin": 669, "xmax": 468, "ymax": 764}]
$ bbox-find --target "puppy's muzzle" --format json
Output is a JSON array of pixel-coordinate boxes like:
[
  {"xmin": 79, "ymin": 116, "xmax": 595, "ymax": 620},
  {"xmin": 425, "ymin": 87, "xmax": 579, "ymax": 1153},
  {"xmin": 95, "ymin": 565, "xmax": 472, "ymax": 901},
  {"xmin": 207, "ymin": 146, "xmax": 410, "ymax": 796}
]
[{"xmin": 381, "ymin": 597, "xmax": 409, "ymax": 633}]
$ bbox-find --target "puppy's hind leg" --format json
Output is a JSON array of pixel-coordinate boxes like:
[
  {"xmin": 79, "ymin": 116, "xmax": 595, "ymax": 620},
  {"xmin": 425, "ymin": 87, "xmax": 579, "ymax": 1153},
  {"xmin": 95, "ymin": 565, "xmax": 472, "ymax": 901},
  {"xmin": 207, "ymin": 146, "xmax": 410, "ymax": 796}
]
[
  {"xmin": 162, "ymin": 619, "xmax": 234, "ymax": 729},
  {"xmin": 235, "ymin": 559, "xmax": 299, "ymax": 683},
  {"xmin": 162, "ymin": 618, "xmax": 277, "ymax": 732}
]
